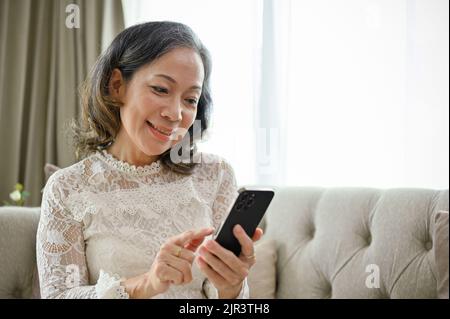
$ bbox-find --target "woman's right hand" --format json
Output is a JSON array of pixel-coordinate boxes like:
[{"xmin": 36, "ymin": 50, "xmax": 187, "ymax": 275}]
[{"xmin": 123, "ymin": 227, "xmax": 214, "ymax": 299}]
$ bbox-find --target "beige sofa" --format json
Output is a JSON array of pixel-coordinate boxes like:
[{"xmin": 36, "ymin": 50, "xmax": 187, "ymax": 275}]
[{"xmin": 0, "ymin": 187, "xmax": 448, "ymax": 299}]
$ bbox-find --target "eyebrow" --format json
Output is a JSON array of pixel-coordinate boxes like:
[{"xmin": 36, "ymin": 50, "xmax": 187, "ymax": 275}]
[{"xmin": 154, "ymin": 74, "xmax": 202, "ymax": 91}]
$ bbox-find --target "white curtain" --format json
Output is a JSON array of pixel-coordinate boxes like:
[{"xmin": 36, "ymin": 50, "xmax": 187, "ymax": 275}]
[{"xmin": 122, "ymin": 0, "xmax": 449, "ymax": 189}]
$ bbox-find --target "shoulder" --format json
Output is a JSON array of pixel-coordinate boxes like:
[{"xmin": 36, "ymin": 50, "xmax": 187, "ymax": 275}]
[
  {"xmin": 194, "ymin": 152, "xmax": 236, "ymax": 183},
  {"xmin": 42, "ymin": 153, "xmax": 100, "ymax": 201}
]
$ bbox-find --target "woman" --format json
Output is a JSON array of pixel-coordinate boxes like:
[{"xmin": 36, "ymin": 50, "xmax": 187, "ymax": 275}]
[{"xmin": 36, "ymin": 21, "xmax": 262, "ymax": 299}]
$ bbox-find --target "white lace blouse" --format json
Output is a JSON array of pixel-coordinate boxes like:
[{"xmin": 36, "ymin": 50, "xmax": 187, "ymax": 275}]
[{"xmin": 36, "ymin": 150, "xmax": 248, "ymax": 299}]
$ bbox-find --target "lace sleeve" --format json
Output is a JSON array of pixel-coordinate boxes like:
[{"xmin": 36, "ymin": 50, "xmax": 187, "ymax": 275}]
[
  {"xmin": 203, "ymin": 159, "xmax": 249, "ymax": 299},
  {"xmin": 36, "ymin": 171, "xmax": 128, "ymax": 299},
  {"xmin": 210, "ymin": 159, "xmax": 239, "ymax": 230}
]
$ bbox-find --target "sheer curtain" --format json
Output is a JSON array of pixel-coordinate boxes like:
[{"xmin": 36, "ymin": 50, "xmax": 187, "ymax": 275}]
[
  {"xmin": 282, "ymin": 0, "xmax": 449, "ymax": 189},
  {"xmin": 122, "ymin": 0, "xmax": 449, "ymax": 189}
]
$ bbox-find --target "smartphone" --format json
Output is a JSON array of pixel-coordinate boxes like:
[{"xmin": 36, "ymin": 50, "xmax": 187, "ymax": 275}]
[{"xmin": 214, "ymin": 187, "xmax": 275, "ymax": 256}]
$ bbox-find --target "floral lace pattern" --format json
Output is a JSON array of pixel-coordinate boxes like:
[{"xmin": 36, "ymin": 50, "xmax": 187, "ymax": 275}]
[
  {"xmin": 36, "ymin": 151, "xmax": 246, "ymax": 299},
  {"xmin": 95, "ymin": 270, "xmax": 129, "ymax": 299},
  {"xmin": 99, "ymin": 150, "xmax": 162, "ymax": 176}
]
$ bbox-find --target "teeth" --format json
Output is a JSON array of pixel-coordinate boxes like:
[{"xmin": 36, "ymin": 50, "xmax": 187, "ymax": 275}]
[{"xmin": 147, "ymin": 121, "xmax": 171, "ymax": 136}]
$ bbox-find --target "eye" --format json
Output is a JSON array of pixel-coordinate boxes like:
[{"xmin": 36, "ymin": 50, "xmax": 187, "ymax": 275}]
[
  {"xmin": 150, "ymin": 86, "xmax": 168, "ymax": 94},
  {"xmin": 185, "ymin": 98, "xmax": 198, "ymax": 106}
]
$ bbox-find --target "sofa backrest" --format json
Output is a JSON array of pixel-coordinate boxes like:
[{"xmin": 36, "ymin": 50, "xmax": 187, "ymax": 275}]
[
  {"xmin": 0, "ymin": 187, "xmax": 448, "ymax": 299},
  {"xmin": 0, "ymin": 206, "xmax": 40, "ymax": 298},
  {"xmin": 263, "ymin": 187, "xmax": 449, "ymax": 298}
]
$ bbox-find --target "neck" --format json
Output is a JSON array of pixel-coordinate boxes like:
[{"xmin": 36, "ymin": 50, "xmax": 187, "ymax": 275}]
[{"xmin": 107, "ymin": 128, "xmax": 159, "ymax": 167}]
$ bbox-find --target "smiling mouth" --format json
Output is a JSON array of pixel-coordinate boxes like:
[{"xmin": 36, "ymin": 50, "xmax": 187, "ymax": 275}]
[{"xmin": 146, "ymin": 121, "xmax": 173, "ymax": 136}]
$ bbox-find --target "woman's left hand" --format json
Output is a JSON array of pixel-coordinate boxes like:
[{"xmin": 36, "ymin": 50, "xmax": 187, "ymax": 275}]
[{"xmin": 196, "ymin": 225, "xmax": 263, "ymax": 298}]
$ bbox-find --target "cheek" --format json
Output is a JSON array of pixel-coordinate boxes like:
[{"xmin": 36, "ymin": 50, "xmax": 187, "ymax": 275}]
[
  {"xmin": 120, "ymin": 106, "xmax": 141, "ymax": 134},
  {"xmin": 171, "ymin": 110, "xmax": 197, "ymax": 145},
  {"xmin": 181, "ymin": 109, "xmax": 197, "ymax": 129},
  {"xmin": 121, "ymin": 94, "xmax": 157, "ymax": 124}
]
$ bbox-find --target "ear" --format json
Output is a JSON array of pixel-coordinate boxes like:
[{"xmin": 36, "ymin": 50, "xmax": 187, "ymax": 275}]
[{"xmin": 109, "ymin": 68, "xmax": 126, "ymax": 102}]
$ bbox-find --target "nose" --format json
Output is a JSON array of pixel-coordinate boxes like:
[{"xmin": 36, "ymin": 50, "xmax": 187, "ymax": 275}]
[{"xmin": 160, "ymin": 97, "xmax": 182, "ymax": 122}]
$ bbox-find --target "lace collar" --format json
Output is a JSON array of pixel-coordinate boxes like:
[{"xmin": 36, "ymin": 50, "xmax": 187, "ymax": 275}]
[{"xmin": 97, "ymin": 150, "xmax": 162, "ymax": 176}]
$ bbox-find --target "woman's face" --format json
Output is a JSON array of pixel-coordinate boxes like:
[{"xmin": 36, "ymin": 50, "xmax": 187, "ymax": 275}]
[{"xmin": 110, "ymin": 47, "xmax": 204, "ymax": 157}]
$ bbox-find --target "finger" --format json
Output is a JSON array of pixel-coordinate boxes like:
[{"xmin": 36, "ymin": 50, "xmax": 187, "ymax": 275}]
[
  {"xmin": 162, "ymin": 253, "xmax": 193, "ymax": 284},
  {"xmin": 252, "ymin": 227, "xmax": 264, "ymax": 242},
  {"xmin": 184, "ymin": 227, "xmax": 216, "ymax": 252},
  {"xmin": 203, "ymin": 240, "xmax": 247, "ymax": 272},
  {"xmin": 170, "ymin": 228, "xmax": 215, "ymax": 247},
  {"xmin": 196, "ymin": 256, "xmax": 228, "ymax": 289},
  {"xmin": 185, "ymin": 235, "xmax": 209, "ymax": 252},
  {"xmin": 162, "ymin": 243, "xmax": 195, "ymax": 263},
  {"xmin": 199, "ymin": 246, "xmax": 245, "ymax": 285},
  {"xmin": 156, "ymin": 264, "xmax": 183, "ymax": 285},
  {"xmin": 233, "ymin": 225, "xmax": 254, "ymax": 258}
]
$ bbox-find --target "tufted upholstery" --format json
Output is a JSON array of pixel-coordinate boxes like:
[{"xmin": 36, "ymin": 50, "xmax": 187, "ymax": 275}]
[
  {"xmin": 0, "ymin": 187, "xmax": 448, "ymax": 298},
  {"xmin": 263, "ymin": 187, "xmax": 449, "ymax": 298},
  {"xmin": 0, "ymin": 206, "xmax": 40, "ymax": 299}
]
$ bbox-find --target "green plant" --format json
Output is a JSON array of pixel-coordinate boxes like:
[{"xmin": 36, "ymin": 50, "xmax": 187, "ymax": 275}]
[{"xmin": 3, "ymin": 183, "xmax": 30, "ymax": 206}]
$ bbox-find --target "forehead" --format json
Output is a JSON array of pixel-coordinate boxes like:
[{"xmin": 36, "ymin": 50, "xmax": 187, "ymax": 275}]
[{"xmin": 138, "ymin": 47, "xmax": 205, "ymax": 85}]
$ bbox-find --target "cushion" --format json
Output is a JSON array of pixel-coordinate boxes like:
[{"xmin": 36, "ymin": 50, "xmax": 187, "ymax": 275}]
[
  {"xmin": 434, "ymin": 210, "xmax": 449, "ymax": 299},
  {"xmin": 247, "ymin": 238, "xmax": 277, "ymax": 298}
]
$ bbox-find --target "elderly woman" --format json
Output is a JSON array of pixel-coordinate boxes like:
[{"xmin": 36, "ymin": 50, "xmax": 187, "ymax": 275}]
[{"xmin": 36, "ymin": 21, "xmax": 262, "ymax": 299}]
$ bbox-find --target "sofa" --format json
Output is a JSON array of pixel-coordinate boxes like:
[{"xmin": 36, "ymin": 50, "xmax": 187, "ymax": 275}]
[{"xmin": 0, "ymin": 187, "xmax": 448, "ymax": 299}]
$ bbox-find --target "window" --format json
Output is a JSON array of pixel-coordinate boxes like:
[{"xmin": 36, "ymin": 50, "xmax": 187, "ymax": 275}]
[{"xmin": 122, "ymin": 0, "xmax": 449, "ymax": 189}]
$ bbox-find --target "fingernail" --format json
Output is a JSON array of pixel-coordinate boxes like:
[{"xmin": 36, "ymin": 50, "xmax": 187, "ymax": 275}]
[{"xmin": 205, "ymin": 240, "xmax": 214, "ymax": 248}]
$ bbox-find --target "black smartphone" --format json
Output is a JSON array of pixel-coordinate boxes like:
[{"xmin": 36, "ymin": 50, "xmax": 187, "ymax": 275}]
[{"xmin": 214, "ymin": 187, "xmax": 275, "ymax": 256}]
